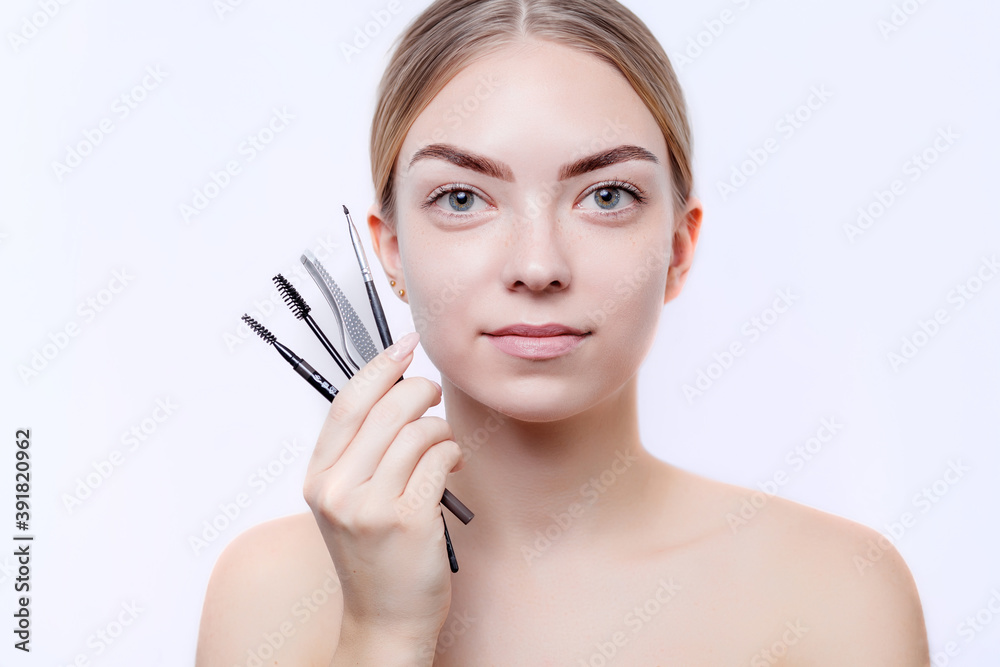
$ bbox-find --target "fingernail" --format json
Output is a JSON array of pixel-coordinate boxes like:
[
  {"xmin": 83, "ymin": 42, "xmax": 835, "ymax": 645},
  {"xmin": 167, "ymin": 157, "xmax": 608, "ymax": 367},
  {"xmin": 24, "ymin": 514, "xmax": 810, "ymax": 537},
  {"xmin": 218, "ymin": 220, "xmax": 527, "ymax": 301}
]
[{"xmin": 387, "ymin": 331, "xmax": 419, "ymax": 361}]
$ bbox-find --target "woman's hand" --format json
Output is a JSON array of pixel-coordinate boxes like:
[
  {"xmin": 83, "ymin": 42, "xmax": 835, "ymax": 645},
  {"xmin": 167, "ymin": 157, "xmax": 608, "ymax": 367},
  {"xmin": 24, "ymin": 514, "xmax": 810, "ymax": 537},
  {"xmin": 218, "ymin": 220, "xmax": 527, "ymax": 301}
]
[{"xmin": 303, "ymin": 332, "xmax": 464, "ymax": 660}]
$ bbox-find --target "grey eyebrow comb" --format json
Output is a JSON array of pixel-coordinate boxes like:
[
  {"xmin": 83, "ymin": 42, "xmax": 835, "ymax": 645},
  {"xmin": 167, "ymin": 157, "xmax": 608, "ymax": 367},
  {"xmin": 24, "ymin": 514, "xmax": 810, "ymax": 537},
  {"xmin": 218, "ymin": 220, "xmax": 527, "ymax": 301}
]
[{"xmin": 300, "ymin": 250, "xmax": 378, "ymax": 367}]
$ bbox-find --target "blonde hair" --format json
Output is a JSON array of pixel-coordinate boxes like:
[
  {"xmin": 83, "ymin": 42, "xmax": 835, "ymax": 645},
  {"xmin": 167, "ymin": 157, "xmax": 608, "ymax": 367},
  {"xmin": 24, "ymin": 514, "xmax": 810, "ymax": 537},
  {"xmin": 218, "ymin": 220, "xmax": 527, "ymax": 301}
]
[{"xmin": 370, "ymin": 0, "xmax": 693, "ymax": 229}]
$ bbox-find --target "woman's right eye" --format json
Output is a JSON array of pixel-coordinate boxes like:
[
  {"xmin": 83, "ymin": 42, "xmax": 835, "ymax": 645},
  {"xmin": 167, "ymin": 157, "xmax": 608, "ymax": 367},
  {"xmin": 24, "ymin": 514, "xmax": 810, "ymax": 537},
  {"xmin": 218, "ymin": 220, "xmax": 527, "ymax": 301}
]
[{"xmin": 427, "ymin": 186, "xmax": 490, "ymax": 214}]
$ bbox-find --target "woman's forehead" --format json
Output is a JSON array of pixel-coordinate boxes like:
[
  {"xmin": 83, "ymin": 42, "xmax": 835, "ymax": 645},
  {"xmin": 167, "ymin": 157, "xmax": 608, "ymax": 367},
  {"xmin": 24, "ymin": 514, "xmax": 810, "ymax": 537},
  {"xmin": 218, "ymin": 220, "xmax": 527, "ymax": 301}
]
[{"xmin": 399, "ymin": 39, "xmax": 669, "ymax": 173}]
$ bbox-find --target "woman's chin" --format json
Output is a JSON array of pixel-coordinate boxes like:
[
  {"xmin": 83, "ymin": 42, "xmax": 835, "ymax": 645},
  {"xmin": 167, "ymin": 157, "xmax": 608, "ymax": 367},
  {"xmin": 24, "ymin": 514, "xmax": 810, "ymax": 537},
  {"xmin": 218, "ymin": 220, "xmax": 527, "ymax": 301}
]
[{"xmin": 447, "ymin": 372, "xmax": 610, "ymax": 423}]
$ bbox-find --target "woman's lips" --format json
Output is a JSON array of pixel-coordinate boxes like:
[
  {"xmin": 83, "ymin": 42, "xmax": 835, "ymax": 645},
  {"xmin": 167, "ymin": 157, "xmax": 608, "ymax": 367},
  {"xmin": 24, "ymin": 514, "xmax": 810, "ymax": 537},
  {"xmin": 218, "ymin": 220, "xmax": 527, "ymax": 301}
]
[{"xmin": 484, "ymin": 333, "xmax": 588, "ymax": 360}]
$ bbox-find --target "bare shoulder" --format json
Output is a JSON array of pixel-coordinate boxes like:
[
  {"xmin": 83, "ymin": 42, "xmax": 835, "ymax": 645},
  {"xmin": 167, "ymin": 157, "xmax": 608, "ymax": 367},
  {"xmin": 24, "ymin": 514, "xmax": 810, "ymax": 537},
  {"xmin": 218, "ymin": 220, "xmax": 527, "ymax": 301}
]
[
  {"xmin": 196, "ymin": 511, "xmax": 343, "ymax": 666},
  {"xmin": 677, "ymin": 468, "xmax": 930, "ymax": 665}
]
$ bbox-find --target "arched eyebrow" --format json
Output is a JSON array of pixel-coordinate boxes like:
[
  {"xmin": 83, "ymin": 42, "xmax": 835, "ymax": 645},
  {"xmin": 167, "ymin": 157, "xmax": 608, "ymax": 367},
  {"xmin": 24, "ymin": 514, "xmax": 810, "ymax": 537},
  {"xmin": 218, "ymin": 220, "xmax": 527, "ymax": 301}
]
[{"xmin": 407, "ymin": 143, "xmax": 659, "ymax": 182}]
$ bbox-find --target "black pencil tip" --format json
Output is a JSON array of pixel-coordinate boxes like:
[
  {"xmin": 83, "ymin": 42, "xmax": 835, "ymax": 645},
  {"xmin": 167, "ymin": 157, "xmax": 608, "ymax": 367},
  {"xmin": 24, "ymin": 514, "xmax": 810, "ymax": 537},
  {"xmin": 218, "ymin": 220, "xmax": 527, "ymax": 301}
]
[{"xmin": 342, "ymin": 204, "xmax": 349, "ymax": 215}]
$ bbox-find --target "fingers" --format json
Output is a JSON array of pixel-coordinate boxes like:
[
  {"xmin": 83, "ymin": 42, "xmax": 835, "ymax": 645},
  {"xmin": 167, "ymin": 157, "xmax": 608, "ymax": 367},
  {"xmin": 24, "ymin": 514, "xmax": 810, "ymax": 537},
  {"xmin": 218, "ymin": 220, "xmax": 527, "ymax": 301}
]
[
  {"xmin": 366, "ymin": 415, "xmax": 455, "ymax": 497},
  {"xmin": 398, "ymin": 440, "xmax": 464, "ymax": 522},
  {"xmin": 333, "ymin": 376, "xmax": 443, "ymax": 487},
  {"xmin": 306, "ymin": 332, "xmax": 420, "ymax": 480}
]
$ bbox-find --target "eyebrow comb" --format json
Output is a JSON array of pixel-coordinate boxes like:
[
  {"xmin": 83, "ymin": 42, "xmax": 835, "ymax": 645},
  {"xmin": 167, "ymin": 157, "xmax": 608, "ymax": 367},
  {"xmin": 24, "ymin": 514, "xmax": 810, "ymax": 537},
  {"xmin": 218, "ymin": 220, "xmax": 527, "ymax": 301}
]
[{"xmin": 301, "ymin": 250, "xmax": 375, "ymax": 367}]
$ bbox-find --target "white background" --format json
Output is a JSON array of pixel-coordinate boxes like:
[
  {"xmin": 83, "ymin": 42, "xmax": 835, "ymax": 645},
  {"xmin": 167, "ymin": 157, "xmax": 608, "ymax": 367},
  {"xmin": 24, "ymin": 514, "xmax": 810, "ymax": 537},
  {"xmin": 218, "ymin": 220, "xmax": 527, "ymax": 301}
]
[{"xmin": 1, "ymin": 0, "xmax": 998, "ymax": 664}]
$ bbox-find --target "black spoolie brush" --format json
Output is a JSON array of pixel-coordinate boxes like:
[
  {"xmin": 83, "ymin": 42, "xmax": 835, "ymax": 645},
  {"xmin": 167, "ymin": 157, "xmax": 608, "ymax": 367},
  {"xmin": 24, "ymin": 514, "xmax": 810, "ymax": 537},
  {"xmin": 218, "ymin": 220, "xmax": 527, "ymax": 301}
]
[
  {"xmin": 242, "ymin": 314, "xmax": 339, "ymax": 401},
  {"xmin": 273, "ymin": 274, "xmax": 353, "ymax": 380}
]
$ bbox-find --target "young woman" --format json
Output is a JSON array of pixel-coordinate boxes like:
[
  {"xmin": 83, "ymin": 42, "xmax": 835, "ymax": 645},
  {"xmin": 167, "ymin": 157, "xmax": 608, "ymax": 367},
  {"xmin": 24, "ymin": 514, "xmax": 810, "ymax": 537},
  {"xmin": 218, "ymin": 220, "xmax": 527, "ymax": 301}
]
[{"xmin": 197, "ymin": 1, "xmax": 930, "ymax": 664}]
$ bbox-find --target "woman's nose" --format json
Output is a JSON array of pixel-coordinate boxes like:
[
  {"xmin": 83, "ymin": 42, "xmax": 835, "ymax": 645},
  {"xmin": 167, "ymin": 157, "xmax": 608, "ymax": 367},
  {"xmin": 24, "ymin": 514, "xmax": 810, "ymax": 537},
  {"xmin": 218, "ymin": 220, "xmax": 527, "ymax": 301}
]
[{"xmin": 499, "ymin": 207, "xmax": 572, "ymax": 294}]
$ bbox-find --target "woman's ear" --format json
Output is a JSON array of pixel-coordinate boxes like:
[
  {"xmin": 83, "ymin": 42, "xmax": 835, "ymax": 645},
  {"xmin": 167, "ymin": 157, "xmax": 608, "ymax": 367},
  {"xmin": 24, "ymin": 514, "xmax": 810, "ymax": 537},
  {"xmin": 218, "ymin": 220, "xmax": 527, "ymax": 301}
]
[
  {"xmin": 663, "ymin": 196, "xmax": 703, "ymax": 305},
  {"xmin": 367, "ymin": 203, "xmax": 405, "ymax": 299}
]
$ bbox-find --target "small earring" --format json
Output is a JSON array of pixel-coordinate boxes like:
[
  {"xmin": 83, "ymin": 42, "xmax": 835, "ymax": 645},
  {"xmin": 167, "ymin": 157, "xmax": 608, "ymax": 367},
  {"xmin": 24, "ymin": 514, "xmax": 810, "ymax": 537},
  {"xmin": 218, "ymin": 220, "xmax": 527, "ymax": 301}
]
[
  {"xmin": 398, "ymin": 288, "xmax": 406, "ymax": 297},
  {"xmin": 390, "ymin": 280, "xmax": 396, "ymax": 287}
]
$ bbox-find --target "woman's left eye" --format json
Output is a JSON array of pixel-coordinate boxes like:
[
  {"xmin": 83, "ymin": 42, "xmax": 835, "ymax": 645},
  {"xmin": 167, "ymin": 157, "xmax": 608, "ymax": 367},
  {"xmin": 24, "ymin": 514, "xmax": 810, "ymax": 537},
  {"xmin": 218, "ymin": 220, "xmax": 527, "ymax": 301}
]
[{"xmin": 578, "ymin": 183, "xmax": 642, "ymax": 212}]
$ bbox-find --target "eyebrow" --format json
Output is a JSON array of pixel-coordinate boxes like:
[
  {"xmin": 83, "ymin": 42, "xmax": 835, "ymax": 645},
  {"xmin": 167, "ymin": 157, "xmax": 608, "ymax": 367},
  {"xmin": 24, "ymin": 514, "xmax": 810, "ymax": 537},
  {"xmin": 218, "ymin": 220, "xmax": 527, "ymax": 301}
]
[{"xmin": 407, "ymin": 143, "xmax": 659, "ymax": 182}]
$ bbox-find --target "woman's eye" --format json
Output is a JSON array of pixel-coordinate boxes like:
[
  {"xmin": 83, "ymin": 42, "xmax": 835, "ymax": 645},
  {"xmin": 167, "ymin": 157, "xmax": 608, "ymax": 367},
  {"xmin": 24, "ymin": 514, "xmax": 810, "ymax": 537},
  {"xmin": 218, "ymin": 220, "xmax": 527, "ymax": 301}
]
[
  {"xmin": 579, "ymin": 186, "xmax": 637, "ymax": 211},
  {"xmin": 433, "ymin": 189, "xmax": 486, "ymax": 213}
]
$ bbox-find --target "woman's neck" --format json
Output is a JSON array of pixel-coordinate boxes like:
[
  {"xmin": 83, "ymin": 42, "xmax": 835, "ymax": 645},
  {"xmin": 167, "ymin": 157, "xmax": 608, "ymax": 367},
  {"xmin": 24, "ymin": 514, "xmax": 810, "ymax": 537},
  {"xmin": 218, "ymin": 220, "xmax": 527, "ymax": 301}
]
[{"xmin": 440, "ymin": 375, "xmax": 664, "ymax": 570}]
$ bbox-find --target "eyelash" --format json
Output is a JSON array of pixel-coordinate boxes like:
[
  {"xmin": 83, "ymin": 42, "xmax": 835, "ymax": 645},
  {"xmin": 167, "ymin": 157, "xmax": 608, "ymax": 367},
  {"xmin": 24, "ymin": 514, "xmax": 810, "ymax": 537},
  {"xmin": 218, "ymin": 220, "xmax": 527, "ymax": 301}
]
[
  {"xmin": 421, "ymin": 182, "xmax": 489, "ymax": 212},
  {"xmin": 580, "ymin": 180, "xmax": 648, "ymax": 210},
  {"xmin": 422, "ymin": 180, "xmax": 648, "ymax": 217}
]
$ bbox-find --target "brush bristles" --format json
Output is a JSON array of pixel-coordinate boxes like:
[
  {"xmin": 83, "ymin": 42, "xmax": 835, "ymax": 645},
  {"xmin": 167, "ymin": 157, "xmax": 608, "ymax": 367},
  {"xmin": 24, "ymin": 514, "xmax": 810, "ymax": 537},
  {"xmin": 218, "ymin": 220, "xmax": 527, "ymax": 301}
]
[
  {"xmin": 273, "ymin": 274, "xmax": 310, "ymax": 319},
  {"xmin": 242, "ymin": 314, "xmax": 275, "ymax": 345}
]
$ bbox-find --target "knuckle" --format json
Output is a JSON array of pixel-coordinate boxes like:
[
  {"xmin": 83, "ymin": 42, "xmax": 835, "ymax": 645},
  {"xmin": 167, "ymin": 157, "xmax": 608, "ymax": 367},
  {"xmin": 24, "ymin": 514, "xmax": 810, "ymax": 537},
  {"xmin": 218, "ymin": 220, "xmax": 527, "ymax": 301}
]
[
  {"xmin": 395, "ymin": 420, "xmax": 425, "ymax": 450},
  {"xmin": 327, "ymin": 393, "xmax": 358, "ymax": 425},
  {"xmin": 397, "ymin": 375, "xmax": 439, "ymax": 399},
  {"xmin": 302, "ymin": 479, "xmax": 317, "ymax": 506},
  {"xmin": 426, "ymin": 416, "xmax": 455, "ymax": 440},
  {"xmin": 314, "ymin": 483, "xmax": 351, "ymax": 521},
  {"xmin": 416, "ymin": 375, "xmax": 441, "ymax": 395},
  {"xmin": 443, "ymin": 439, "xmax": 462, "ymax": 459},
  {"xmin": 431, "ymin": 439, "xmax": 461, "ymax": 464},
  {"xmin": 368, "ymin": 399, "xmax": 402, "ymax": 428},
  {"xmin": 352, "ymin": 502, "xmax": 397, "ymax": 534}
]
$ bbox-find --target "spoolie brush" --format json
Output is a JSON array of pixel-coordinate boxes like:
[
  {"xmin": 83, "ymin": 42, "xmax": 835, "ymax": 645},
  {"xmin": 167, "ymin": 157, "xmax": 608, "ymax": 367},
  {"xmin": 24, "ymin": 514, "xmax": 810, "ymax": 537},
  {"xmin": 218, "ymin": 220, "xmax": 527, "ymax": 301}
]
[
  {"xmin": 273, "ymin": 274, "xmax": 353, "ymax": 379},
  {"xmin": 242, "ymin": 314, "xmax": 338, "ymax": 401}
]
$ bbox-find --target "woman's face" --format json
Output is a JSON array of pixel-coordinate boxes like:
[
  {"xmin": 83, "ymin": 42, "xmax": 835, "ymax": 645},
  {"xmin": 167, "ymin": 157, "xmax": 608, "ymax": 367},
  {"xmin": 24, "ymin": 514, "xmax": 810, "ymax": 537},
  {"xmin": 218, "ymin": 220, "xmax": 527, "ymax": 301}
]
[{"xmin": 375, "ymin": 38, "xmax": 698, "ymax": 421}]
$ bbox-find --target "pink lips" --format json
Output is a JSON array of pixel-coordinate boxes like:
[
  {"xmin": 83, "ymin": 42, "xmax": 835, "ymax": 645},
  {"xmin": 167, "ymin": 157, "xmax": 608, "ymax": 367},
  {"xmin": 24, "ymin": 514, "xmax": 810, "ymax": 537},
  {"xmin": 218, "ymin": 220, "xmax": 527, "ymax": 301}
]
[{"xmin": 484, "ymin": 323, "xmax": 589, "ymax": 360}]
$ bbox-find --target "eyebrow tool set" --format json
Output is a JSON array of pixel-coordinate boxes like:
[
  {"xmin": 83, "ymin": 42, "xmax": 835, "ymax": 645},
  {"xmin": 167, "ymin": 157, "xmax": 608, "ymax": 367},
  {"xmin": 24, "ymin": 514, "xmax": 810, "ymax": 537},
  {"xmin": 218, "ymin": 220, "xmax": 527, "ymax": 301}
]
[{"xmin": 241, "ymin": 206, "xmax": 473, "ymax": 573}]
